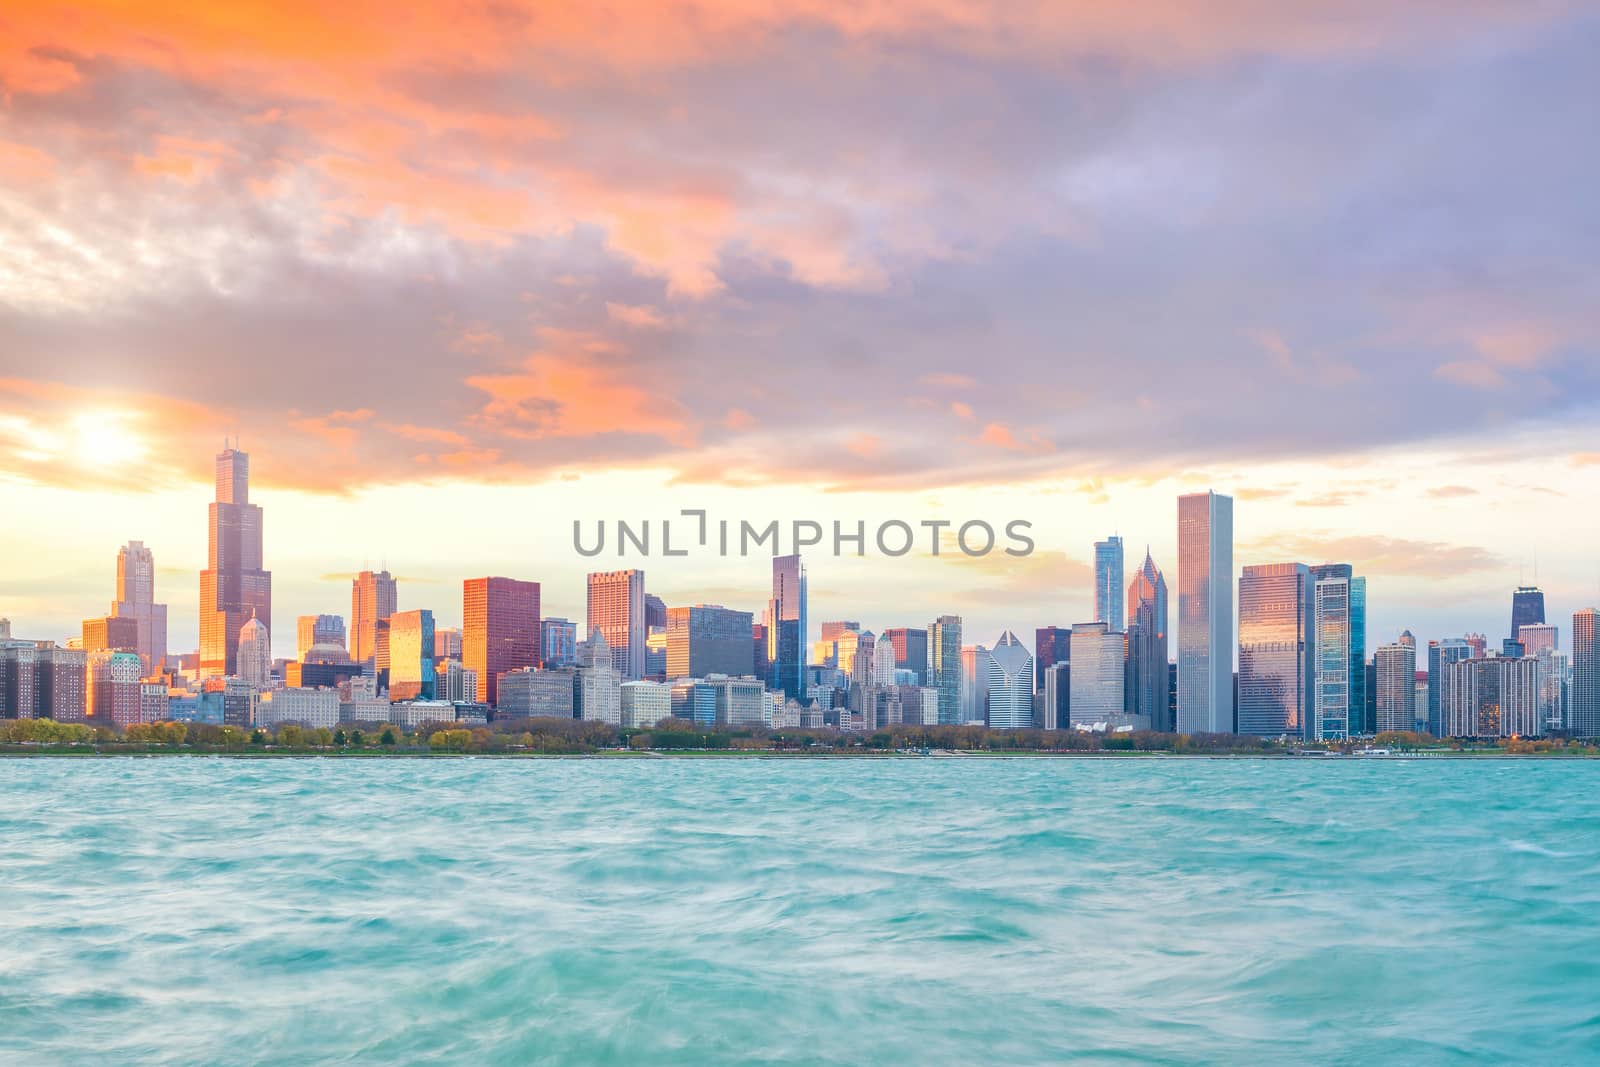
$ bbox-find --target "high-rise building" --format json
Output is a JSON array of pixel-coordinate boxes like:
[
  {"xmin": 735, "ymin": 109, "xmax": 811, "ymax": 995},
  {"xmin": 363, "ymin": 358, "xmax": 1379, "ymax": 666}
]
[
  {"xmin": 388, "ymin": 609, "xmax": 437, "ymax": 701},
  {"xmin": 961, "ymin": 645, "xmax": 987, "ymax": 724},
  {"xmin": 433, "ymin": 627, "xmax": 462, "ymax": 660},
  {"xmin": 497, "ymin": 668, "xmax": 575, "ymax": 719},
  {"xmin": 871, "ymin": 638, "xmax": 898, "ymax": 687},
  {"xmin": 1177, "ymin": 491, "xmax": 1234, "ymax": 734},
  {"xmin": 236, "ymin": 613, "xmax": 271, "ymax": 689},
  {"xmin": 1237, "ymin": 563, "xmax": 1313, "ymax": 738},
  {"xmin": 541, "ymin": 618, "xmax": 578, "ymax": 668},
  {"xmin": 1441, "ymin": 656, "xmax": 1541, "ymax": 738},
  {"xmin": 296, "ymin": 614, "xmax": 346, "ymax": 662},
  {"xmin": 666, "ymin": 605, "xmax": 755, "ymax": 680},
  {"xmin": 767, "ymin": 554, "xmax": 807, "ymax": 702},
  {"xmin": 929, "ymin": 615, "xmax": 962, "ymax": 725},
  {"xmin": 1572, "ymin": 610, "xmax": 1600, "ymax": 738},
  {"xmin": 881, "ymin": 627, "xmax": 930, "ymax": 684},
  {"xmin": 350, "ymin": 569, "xmax": 398, "ymax": 665},
  {"xmin": 575, "ymin": 631, "xmax": 622, "ymax": 725},
  {"xmin": 621, "ymin": 680, "xmax": 672, "ymax": 728},
  {"xmin": 1374, "ymin": 639, "xmax": 1417, "ymax": 734},
  {"xmin": 644, "ymin": 594, "xmax": 667, "ymax": 631},
  {"xmin": 112, "ymin": 540, "xmax": 167, "ymax": 671},
  {"xmin": 199, "ymin": 445, "xmax": 271, "ymax": 678},
  {"xmin": 86, "ymin": 649, "xmax": 141, "ymax": 727},
  {"xmin": 1517, "ymin": 623, "xmax": 1558, "ymax": 658},
  {"xmin": 1511, "ymin": 586, "xmax": 1546, "ymax": 644},
  {"xmin": 1427, "ymin": 638, "xmax": 1472, "ymax": 737},
  {"xmin": 1536, "ymin": 647, "xmax": 1568, "ymax": 735},
  {"xmin": 980, "ymin": 631, "xmax": 1033, "ymax": 730},
  {"xmin": 1310, "ymin": 564, "xmax": 1366, "ymax": 737},
  {"xmin": 82, "ymin": 615, "xmax": 140, "ymax": 656},
  {"xmin": 1034, "ymin": 626, "xmax": 1072, "ymax": 693},
  {"xmin": 463, "ymin": 577, "xmax": 540, "ymax": 706},
  {"xmin": 1127, "ymin": 549, "xmax": 1170, "ymax": 732},
  {"xmin": 1040, "ymin": 661, "xmax": 1071, "ymax": 731},
  {"xmin": 1094, "ymin": 536, "xmax": 1125, "ymax": 629},
  {"xmin": 588, "ymin": 569, "xmax": 646, "ymax": 680},
  {"xmin": 1068, "ymin": 622, "xmax": 1127, "ymax": 729}
]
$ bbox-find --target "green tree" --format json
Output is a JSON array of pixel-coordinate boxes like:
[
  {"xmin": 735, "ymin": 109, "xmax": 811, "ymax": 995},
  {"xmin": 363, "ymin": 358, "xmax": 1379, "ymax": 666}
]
[{"xmin": 380, "ymin": 727, "xmax": 397, "ymax": 746}]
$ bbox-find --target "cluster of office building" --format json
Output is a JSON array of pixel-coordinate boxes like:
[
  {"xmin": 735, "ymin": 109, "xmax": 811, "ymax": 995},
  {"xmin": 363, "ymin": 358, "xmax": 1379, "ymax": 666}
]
[{"xmin": 2, "ymin": 448, "xmax": 1598, "ymax": 742}]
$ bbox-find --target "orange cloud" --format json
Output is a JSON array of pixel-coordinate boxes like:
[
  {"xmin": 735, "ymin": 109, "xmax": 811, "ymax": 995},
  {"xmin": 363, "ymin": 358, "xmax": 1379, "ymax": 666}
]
[{"xmin": 467, "ymin": 351, "xmax": 697, "ymax": 448}]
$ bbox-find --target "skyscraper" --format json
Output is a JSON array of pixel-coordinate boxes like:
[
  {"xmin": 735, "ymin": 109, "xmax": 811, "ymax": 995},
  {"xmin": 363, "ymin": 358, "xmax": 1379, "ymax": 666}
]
[
  {"xmin": 1033, "ymin": 626, "xmax": 1072, "ymax": 692},
  {"xmin": 387, "ymin": 609, "xmax": 437, "ymax": 701},
  {"xmin": 1442, "ymin": 656, "xmax": 1541, "ymax": 738},
  {"xmin": 929, "ymin": 615, "xmax": 962, "ymax": 725},
  {"xmin": 1311, "ymin": 564, "xmax": 1366, "ymax": 739},
  {"xmin": 1127, "ymin": 549, "xmax": 1170, "ymax": 732},
  {"xmin": 588, "ymin": 569, "xmax": 647, "ymax": 680},
  {"xmin": 666, "ymin": 605, "xmax": 755, "ymax": 679},
  {"xmin": 199, "ymin": 445, "xmax": 271, "ymax": 678},
  {"xmin": 1572, "ymin": 609, "xmax": 1599, "ymax": 739},
  {"xmin": 1517, "ymin": 623, "xmax": 1558, "ymax": 658},
  {"xmin": 236, "ymin": 613, "xmax": 271, "ymax": 689},
  {"xmin": 112, "ymin": 540, "xmax": 167, "ymax": 671},
  {"xmin": 1177, "ymin": 491, "xmax": 1234, "ymax": 734},
  {"xmin": 1511, "ymin": 586, "xmax": 1546, "ymax": 643},
  {"xmin": 980, "ymin": 631, "xmax": 1033, "ymax": 730},
  {"xmin": 1094, "ymin": 536, "xmax": 1125, "ymax": 629},
  {"xmin": 767, "ymin": 554, "xmax": 807, "ymax": 702},
  {"xmin": 1427, "ymin": 638, "xmax": 1472, "ymax": 737},
  {"xmin": 350, "ymin": 569, "xmax": 398, "ymax": 665},
  {"xmin": 296, "ymin": 614, "xmax": 346, "ymax": 661},
  {"xmin": 881, "ymin": 627, "xmax": 929, "ymax": 684},
  {"xmin": 1236, "ymin": 563, "xmax": 1313, "ymax": 738},
  {"xmin": 541, "ymin": 618, "xmax": 578, "ymax": 668},
  {"xmin": 463, "ymin": 577, "xmax": 540, "ymax": 706},
  {"xmin": 1068, "ymin": 622, "xmax": 1126, "ymax": 729},
  {"xmin": 1374, "ymin": 639, "xmax": 1417, "ymax": 734}
]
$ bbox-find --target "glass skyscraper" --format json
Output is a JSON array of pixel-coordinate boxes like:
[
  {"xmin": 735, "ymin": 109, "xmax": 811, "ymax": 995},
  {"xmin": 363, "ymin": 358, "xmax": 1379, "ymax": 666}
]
[
  {"xmin": 1177, "ymin": 492, "xmax": 1234, "ymax": 734},
  {"xmin": 1236, "ymin": 563, "xmax": 1313, "ymax": 738},
  {"xmin": 1127, "ymin": 549, "xmax": 1170, "ymax": 732},
  {"xmin": 1311, "ymin": 564, "xmax": 1366, "ymax": 738},
  {"xmin": 1511, "ymin": 586, "xmax": 1546, "ymax": 644},
  {"xmin": 929, "ymin": 615, "xmax": 963, "ymax": 725},
  {"xmin": 1094, "ymin": 536, "xmax": 1124, "ymax": 630},
  {"xmin": 767, "ymin": 554, "xmax": 807, "ymax": 702},
  {"xmin": 981, "ymin": 631, "xmax": 1034, "ymax": 730}
]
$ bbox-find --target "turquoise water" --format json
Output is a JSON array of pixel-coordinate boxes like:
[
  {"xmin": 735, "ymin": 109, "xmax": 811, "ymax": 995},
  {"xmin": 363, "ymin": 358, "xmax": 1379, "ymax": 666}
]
[{"xmin": 2, "ymin": 758, "xmax": 1599, "ymax": 1065}]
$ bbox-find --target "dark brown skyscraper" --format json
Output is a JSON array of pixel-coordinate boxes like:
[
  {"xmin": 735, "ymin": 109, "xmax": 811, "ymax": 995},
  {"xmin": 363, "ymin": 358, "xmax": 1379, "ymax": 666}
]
[
  {"xmin": 463, "ymin": 577, "xmax": 540, "ymax": 705},
  {"xmin": 199, "ymin": 445, "xmax": 271, "ymax": 677}
]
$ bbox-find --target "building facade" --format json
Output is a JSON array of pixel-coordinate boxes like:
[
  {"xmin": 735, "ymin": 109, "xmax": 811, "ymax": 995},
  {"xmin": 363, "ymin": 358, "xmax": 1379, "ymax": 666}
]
[
  {"xmin": 1094, "ymin": 535, "xmax": 1125, "ymax": 630},
  {"xmin": 1237, "ymin": 563, "xmax": 1313, "ymax": 738},
  {"xmin": 350, "ymin": 569, "xmax": 397, "ymax": 665},
  {"xmin": 587, "ymin": 569, "xmax": 646, "ymax": 680},
  {"xmin": 463, "ymin": 576, "xmax": 540, "ymax": 706},
  {"xmin": 1177, "ymin": 491, "xmax": 1234, "ymax": 734}
]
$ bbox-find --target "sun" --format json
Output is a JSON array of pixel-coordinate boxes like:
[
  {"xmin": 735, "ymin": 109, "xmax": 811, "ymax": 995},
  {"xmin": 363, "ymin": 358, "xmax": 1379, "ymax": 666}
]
[{"xmin": 71, "ymin": 411, "xmax": 148, "ymax": 467}]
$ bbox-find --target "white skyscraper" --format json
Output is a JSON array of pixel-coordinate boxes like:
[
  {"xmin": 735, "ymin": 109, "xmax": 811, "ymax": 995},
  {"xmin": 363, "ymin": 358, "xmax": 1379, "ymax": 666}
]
[
  {"xmin": 1068, "ymin": 621, "xmax": 1127, "ymax": 729},
  {"xmin": 237, "ymin": 613, "xmax": 271, "ymax": 690},
  {"xmin": 1373, "ymin": 640, "xmax": 1417, "ymax": 734},
  {"xmin": 1177, "ymin": 491, "xmax": 1234, "ymax": 734},
  {"xmin": 980, "ymin": 631, "xmax": 1033, "ymax": 730},
  {"xmin": 871, "ymin": 637, "xmax": 898, "ymax": 687}
]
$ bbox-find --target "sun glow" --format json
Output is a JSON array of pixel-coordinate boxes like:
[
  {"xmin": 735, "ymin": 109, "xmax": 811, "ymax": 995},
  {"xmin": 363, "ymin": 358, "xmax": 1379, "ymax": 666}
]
[{"xmin": 70, "ymin": 411, "xmax": 147, "ymax": 466}]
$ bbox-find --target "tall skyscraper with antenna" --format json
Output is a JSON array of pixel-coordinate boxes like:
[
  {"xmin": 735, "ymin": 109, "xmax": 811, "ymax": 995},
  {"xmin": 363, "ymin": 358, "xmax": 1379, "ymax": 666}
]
[
  {"xmin": 1510, "ymin": 586, "xmax": 1545, "ymax": 644},
  {"xmin": 199, "ymin": 443, "xmax": 271, "ymax": 678}
]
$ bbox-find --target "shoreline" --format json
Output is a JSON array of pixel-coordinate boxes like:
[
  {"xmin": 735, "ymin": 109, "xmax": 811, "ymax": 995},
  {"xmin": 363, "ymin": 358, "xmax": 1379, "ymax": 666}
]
[{"xmin": 2, "ymin": 749, "xmax": 1595, "ymax": 760}]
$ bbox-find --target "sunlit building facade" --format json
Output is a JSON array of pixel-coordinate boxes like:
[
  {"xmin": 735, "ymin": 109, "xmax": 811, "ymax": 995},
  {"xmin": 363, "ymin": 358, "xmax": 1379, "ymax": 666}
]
[
  {"xmin": 387, "ymin": 609, "xmax": 437, "ymax": 701},
  {"xmin": 767, "ymin": 554, "xmax": 807, "ymax": 702},
  {"xmin": 350, "ymin": 569, "xmax": 397, "ymax": 666},
  {"xmin": 463, "ymin": 576, "xmax": 540, "ymax": 706},
  {"xmin": 587, "ymin": 569, "xmax": 647, "ymax": 680},
  {"xmin": 1237, "ymin": 563, "xmax": 1313, "ymax": 738},
  {"xmin": 1374, "ymin": 639, "xmax": 1417, "ymax": 734}
]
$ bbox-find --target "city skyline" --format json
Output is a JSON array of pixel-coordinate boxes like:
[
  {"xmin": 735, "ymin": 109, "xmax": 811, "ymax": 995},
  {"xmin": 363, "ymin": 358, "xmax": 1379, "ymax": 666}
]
[{"xmin": 3, "ymin": 439, "xmax": 1599, "ymax": 671}]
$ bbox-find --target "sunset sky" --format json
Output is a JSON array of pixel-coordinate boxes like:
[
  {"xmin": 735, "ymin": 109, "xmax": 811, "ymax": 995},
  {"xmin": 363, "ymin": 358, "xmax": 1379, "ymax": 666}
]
[{"xmin": 2, "ymin": 2, "xmax": 1598, "ymax": 655}]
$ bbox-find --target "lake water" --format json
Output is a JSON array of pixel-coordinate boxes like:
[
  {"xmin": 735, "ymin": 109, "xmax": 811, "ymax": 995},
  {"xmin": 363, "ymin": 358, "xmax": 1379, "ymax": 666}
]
[{"xmin": 2, "ymin": 757, "xmax": 1598, "ymax": 1064}]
